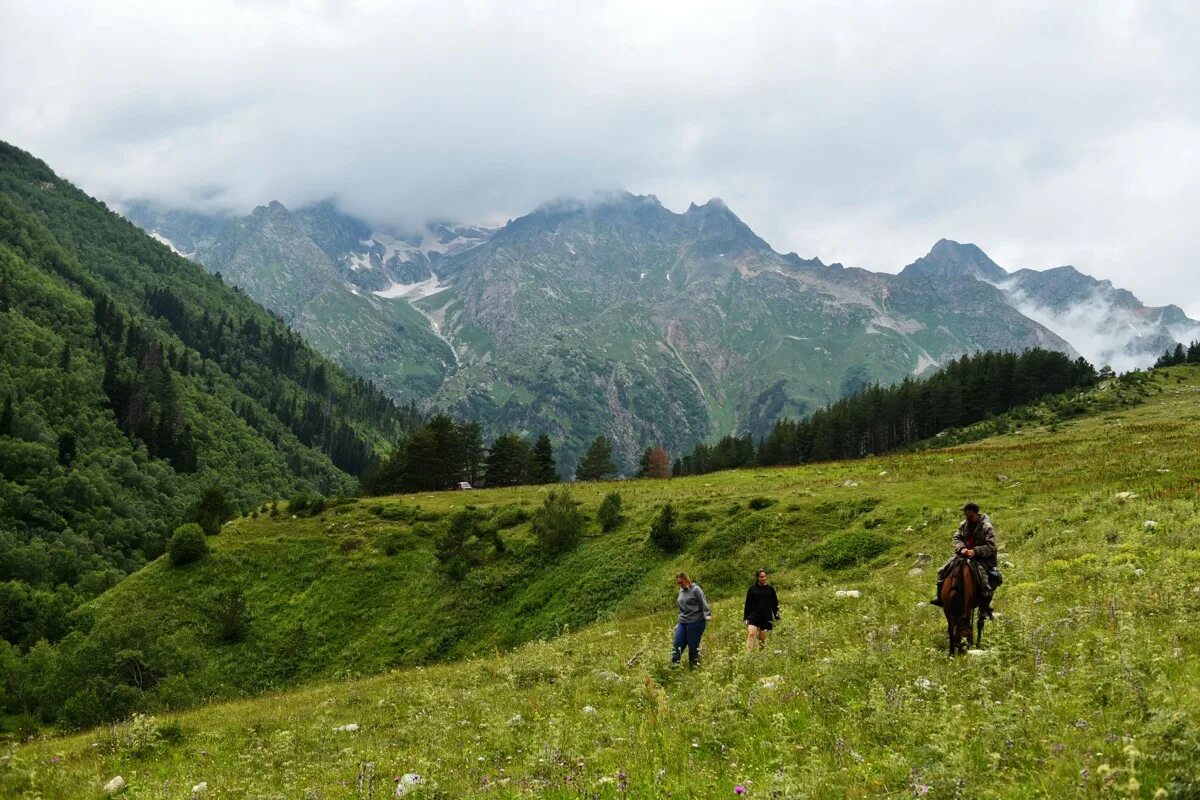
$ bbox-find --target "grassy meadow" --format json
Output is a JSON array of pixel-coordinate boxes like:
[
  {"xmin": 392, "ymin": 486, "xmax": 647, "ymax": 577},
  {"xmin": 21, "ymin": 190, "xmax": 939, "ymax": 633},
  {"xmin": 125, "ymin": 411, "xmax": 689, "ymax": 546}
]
[{"xmin": 3, "ymin": 367, "xmax": 1199, "ymax": 798}]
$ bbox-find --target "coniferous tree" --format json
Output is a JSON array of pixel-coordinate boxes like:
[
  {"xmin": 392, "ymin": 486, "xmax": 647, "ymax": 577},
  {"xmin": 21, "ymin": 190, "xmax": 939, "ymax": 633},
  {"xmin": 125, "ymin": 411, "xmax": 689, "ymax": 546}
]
[
  {"xmin": 636, "ymin": 446, "xmax": 653, "ymax": 478},
  {"xmin": 457, "ymin": 421, "xmax": 486, "ymax": 486},
  {"xmin": 576, "ymin": 435, "xmax": 618, "ymax": 481},
  {"xmin": 530, "ymin": 433, "xmax": 559, "ymax": 484},
  {"xmin": 484, "ymin": 433, "xmax": 532, "ymax": 487}
]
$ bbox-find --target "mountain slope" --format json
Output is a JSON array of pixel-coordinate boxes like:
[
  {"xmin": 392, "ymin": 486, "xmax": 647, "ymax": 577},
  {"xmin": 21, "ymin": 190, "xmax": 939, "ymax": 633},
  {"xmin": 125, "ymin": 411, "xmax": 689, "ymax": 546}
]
[
  {"xmin": 143, "ymin": 193, "xmax": 1077, "ymax": 472},
  {"xmin": 8, "ymin": 360, "xmax": 1151, "ymax": 726},
  {"xmin": 0, "ymin": 142, "xmax": 419, "ymax": 639},
  {"xmin": 10, "ymin": 365, "xmax": 1200, "ymax": 798},
  {"xmin": 902, "ymin": 240, "xmax": 1200, "ymax": 373}
]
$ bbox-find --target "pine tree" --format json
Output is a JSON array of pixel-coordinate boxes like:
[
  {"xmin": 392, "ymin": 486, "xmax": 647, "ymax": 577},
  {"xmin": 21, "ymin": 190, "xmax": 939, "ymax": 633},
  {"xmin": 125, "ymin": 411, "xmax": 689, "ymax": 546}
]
[
  {"xmin": 531, "ymin": 433, "xmax": 559, "ymax": 484},
  {"xmin": 576, "ymin": 435, "xmax": 618, "ymax": 481},
  {"xmin": 457, "ymin": 421, "xmax": 486, "ymax": 486},
  {"xmin": 636, "ymin": 446, "xmax": 653, "ymax": 478},
  {"xmin": 649, "ymin": 503, "xmax": 683, "ymax": 551},
  {"xmin": 485, "ymin": 433, "xmax": 532, "ymax": 487}
]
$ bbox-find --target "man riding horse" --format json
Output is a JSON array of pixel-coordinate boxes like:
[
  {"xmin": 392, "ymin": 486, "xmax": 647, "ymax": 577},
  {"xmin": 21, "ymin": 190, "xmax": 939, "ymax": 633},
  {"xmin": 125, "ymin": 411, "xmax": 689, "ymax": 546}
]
[{"xmin": 931, "ymin": 502, "xmax": 999, "ymax": 619}]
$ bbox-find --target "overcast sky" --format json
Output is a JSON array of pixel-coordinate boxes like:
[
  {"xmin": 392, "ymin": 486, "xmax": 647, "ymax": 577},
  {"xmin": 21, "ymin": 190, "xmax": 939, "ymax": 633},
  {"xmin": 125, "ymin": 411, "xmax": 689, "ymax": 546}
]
[{"xmin": 3, "ymin": 1, "xmax": 1198, "ymax": 314}]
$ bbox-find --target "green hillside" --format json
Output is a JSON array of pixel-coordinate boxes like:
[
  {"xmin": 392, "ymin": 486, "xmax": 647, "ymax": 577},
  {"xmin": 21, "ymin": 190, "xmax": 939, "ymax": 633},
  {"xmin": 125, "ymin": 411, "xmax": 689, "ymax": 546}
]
[
  {"xmin": 0, "ymin": 143, "xmax": 418, "ymax": 646},
  {"xmin": 5, "ymin": 366, "xmax": 1198, "ymax": 797}
]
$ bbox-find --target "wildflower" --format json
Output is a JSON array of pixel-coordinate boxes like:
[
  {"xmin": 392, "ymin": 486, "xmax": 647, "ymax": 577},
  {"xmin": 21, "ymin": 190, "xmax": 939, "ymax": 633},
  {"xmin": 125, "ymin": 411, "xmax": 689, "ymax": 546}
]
[{"xmin": 735, "ymin": 785, "xmax": 747, "ymax": 795}]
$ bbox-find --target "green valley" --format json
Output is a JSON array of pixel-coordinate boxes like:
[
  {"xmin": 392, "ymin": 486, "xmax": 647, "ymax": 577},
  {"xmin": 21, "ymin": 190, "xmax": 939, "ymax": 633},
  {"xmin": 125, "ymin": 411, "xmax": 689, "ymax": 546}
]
[{"xmin": 4, "ymin": 366, "xmax": 1198, "ymax": 798}]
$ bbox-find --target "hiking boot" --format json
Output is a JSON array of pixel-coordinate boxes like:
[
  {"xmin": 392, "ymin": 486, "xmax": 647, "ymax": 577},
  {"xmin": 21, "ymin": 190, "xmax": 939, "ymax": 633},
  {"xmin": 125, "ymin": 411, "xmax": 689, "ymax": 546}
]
[
  {"xmin": 980, "ymin": 600, "xmax": 995, "ymax": 620},
  {"xmin": 930, "ymin": 581, "xmax": 944, "ymax": 606}
]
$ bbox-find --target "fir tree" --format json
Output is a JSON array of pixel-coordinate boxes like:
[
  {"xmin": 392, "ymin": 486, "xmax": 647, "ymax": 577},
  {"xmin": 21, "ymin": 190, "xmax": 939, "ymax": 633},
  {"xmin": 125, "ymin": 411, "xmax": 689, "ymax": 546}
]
[
  {"xmin": 530, "ymin": 434, "xmax": 559, "ymax": 484},
  {"xmin": 576, "ymin": 435, "xmax": 618, "ymax": 481},
  {"xmin": 485, "ymin": 433, "xmax": 531, "ymax": 487}
]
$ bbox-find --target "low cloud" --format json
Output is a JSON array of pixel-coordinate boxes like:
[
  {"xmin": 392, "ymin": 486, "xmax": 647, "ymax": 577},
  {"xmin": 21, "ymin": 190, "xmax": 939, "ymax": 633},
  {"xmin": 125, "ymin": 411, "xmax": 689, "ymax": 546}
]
[
  {"xmin": 999, "ymin": 282, "xmax": 1200, "ymax": 372},
  {"xmin": 3, "ymin": 1, "xmax": 1198, "ymax": 314}
]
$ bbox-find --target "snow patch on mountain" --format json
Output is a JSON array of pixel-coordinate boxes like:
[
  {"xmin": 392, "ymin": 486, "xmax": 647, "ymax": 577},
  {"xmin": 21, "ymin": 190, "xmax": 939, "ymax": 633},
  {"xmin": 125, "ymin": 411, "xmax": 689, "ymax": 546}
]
[{"xmin": 374, "ymin": 273, "xmax": 451, "ymax": 301}]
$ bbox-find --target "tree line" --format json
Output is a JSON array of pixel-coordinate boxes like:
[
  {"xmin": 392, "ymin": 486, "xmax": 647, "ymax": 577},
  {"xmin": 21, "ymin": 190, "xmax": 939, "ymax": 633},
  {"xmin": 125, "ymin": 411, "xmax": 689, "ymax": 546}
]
[
  {"xmin": 674, "ymin": 349, "xmax": 1098, "ymax": 475},
  {"xmin": 1153, "ymin": 341, "xmax": 1200, "ymax": 368}
]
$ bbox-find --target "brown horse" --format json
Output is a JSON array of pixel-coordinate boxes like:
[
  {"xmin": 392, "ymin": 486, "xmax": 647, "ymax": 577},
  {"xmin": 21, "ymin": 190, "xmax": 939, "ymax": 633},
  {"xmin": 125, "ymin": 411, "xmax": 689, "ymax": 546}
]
[{"xmin": 940, "ymin": 558, "xmax": 985, "ymax": 655}]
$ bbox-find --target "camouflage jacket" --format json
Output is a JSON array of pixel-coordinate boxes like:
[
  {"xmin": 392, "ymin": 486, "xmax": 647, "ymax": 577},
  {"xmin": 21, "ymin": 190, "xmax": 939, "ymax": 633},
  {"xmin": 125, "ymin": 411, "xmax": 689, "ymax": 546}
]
[{"xmin": 953, "ymin": 514, "xmax": 998, "ymax": 571}]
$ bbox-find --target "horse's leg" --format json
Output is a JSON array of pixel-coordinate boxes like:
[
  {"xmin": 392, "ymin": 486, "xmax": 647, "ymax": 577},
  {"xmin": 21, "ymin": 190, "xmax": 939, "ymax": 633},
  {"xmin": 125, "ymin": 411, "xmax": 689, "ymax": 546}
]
[
  {"xmin": 977, "ymin": 613, "xmax": 985, "ymax": 648},
  {"xmin": 946, "ymin": 614, "xmax": 955, "ymax": 656}
]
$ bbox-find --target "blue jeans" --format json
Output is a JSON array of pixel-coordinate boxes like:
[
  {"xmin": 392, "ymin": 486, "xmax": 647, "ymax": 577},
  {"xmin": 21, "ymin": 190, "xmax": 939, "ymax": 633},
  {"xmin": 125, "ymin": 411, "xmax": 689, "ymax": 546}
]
[{"xmin": 672, "ymin": 620, "xmax": 707, "ymax": 665}]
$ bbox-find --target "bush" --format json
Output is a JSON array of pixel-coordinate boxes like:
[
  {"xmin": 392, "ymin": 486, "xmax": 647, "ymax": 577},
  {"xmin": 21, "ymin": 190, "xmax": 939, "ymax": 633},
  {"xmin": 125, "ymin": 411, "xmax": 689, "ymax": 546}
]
[
  {"xmin": 167, "ymin": 524, "xmax": 207, "ymax": 567},
  {"xmin": 596, "ymin": 492, "xmax": 623, "ymax": 532},
  {"xmin": 289, "ymin": 493, "xmax": 309, "ymax": 514},
  {"xmin": 494, "ymin": 506, "xmax": 531, "ymax": 529},
  {"xmin": 212, "ymin": 587, "xmax": 250, "ymax": 643},
  {"xmin": 435, "ymin": 509, "xmax": 502, "ymax": 579},
  {"xmin": 380, "ymin": 503, "xmax": 418, "ymax": 522},
  {"xmin": 532, "ymin": 488, "xmax": 585, "ymax": 555},
  {"xmin": 747, "ymin": 497, "xmax": 776, "ymax": 510},
  {"xmin": 649, "ymin": 503, "xmax": 683, "ymax": 552}
]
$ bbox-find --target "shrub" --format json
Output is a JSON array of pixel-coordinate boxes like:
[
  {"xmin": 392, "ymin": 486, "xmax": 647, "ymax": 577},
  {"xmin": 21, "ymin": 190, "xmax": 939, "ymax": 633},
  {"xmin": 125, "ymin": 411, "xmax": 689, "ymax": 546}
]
[
  {"xmin": 289, "ymin": 493, "xmax": 309, "ymax": 514},
  {"xmin": 747, "ymin": 497, "xmax": 776, "ymax": 510},
  {"xmin": 436, "ymin": 508, "xmax": 502, "ymax": 579},
  {"xmin": 380, "ymin": 503, "xmax": 418, "ymax": 522},
  {"xmin": 649, "ymin": 503, "xmax": 683, "ymax": 552},
  {"xmin": 494, "ymin": 506, "xmax": 531, "ymax": 529},
  {"xmin": 167, "ymin": 523, "xmax": 207, "ymax": 567},
  {"xmin": 597, "ymin": 491, "xmax": 623, "ymax": 532},
  {"xmin": 212, "ymin": 587, "xmax": 250, "ymax": 643},
  {"xmin": 532, "ymin": 488, "xmax": 585, "ymax": 555}
]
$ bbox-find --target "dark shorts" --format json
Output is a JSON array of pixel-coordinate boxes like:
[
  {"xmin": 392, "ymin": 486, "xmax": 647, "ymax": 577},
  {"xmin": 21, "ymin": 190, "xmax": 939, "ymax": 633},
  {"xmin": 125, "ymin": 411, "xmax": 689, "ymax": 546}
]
[{"xmin": 747, "ymin": 617, "xmax": 774, "ymax": 631}]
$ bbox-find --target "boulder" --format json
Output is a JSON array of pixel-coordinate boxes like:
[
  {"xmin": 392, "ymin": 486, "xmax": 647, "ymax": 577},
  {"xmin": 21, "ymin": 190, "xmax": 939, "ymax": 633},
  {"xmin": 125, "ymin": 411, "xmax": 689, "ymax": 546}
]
[
  {"xmin": 834, "ymin": 589, "xmax": 861, "ymax": 599},
  {"xmin": 842, "ymin": 479, "xmax": 860, "ymax": 488},
  {"xmin": 103, "ymin": 776, "xmax": 126, "ymax": 795},
  {"xmin": 333, "ymin": 723, "xmax": 359, "ymax": 733},
  {"xmin": 914, "ymin": 552, "xmax": 931, "ymax": 566},
  {"xmin": 191, "ymin": 782, "xmax": 208, "ymax": 796},
  {"xmin": 1115, "ymin": 491, "xmax": 1138, "ymax": 500},
  {"xmin": 1144, "ymin": 520, "xmax": 1158, "ymax": 529},
  {"xmin": 395, "ymin": 773, "xmax": 422, "ymax": 797},
  {"xmin": 907, "ymin": 567, "xmax": 925, "ymax": 577},
  {"xmin": 582, "ymin": 705, "xmax": 597, "ymax": 714}
]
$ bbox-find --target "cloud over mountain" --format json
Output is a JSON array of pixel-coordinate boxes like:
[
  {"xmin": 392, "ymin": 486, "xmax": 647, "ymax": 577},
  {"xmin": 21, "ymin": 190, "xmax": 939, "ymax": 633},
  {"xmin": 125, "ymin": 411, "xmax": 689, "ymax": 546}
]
[{"xmin": 3, "ymin": 1, "xmax": 1199, "ymax": 315}]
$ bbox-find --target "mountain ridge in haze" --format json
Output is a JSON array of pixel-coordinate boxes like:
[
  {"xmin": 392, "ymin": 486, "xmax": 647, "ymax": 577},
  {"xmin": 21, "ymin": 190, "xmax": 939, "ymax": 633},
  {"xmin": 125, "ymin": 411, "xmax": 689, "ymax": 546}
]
[{"xmin": 124, "ymin": 192, "xmax": 1197, "ymax": 472}]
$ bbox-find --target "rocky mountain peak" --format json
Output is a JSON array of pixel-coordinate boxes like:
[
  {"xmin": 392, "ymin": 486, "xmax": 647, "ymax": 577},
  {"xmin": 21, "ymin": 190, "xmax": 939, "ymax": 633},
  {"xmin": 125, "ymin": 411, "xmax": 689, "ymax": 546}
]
[{"xmin": 902, "ymin": 239, "xmax": 1009, "ymax": 283}]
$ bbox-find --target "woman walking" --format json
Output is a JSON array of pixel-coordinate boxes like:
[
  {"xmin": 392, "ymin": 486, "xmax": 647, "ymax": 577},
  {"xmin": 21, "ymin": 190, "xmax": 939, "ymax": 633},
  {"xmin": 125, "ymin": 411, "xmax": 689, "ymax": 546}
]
[
  {"xmin": 742, "ymin": 568, "xmax": 780, "ymax": 652},
  {"xmin": 671, "ymin": 572, "xmax": 712, "ymax": 667}
]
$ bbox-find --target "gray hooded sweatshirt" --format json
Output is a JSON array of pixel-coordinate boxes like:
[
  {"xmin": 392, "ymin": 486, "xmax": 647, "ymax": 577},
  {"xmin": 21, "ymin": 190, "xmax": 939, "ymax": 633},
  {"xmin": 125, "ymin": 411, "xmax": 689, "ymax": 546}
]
[{"xmin": 677, "ymin": 583, "xmax": 712, "ymax": 624}]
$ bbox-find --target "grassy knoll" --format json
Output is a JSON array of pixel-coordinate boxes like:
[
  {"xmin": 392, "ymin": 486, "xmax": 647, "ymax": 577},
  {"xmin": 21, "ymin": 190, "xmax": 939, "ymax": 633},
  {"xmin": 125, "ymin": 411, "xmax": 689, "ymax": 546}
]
[{"xmin": 4, "ymin": 367, "xmax": 1200, "ymax": 798}]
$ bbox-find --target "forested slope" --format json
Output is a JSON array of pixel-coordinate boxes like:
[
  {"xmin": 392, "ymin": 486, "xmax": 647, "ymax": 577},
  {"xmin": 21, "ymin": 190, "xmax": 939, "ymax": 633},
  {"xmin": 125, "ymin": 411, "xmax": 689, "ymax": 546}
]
[{"xmin": 0, "ymin": 143, "xmax": 419, "ymax": 648}]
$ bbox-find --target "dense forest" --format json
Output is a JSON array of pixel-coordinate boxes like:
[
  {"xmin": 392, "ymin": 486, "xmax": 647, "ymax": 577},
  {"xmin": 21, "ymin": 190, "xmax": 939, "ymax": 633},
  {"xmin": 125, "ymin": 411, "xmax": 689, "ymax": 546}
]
[
  {"xmin": 673, "ymin": 349, "xmax": 1099, "ymax": 475},
  {"xmin": 0, "ymin": 143, "xmax": 420, "ymax": 651}
]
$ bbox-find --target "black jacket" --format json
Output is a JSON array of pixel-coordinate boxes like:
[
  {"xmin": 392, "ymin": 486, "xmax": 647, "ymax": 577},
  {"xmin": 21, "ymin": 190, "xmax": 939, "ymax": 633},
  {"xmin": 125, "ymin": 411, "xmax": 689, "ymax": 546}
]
[{"xmin": 743, "ymin": 583, "xmax": 780, "ymax": 626}]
